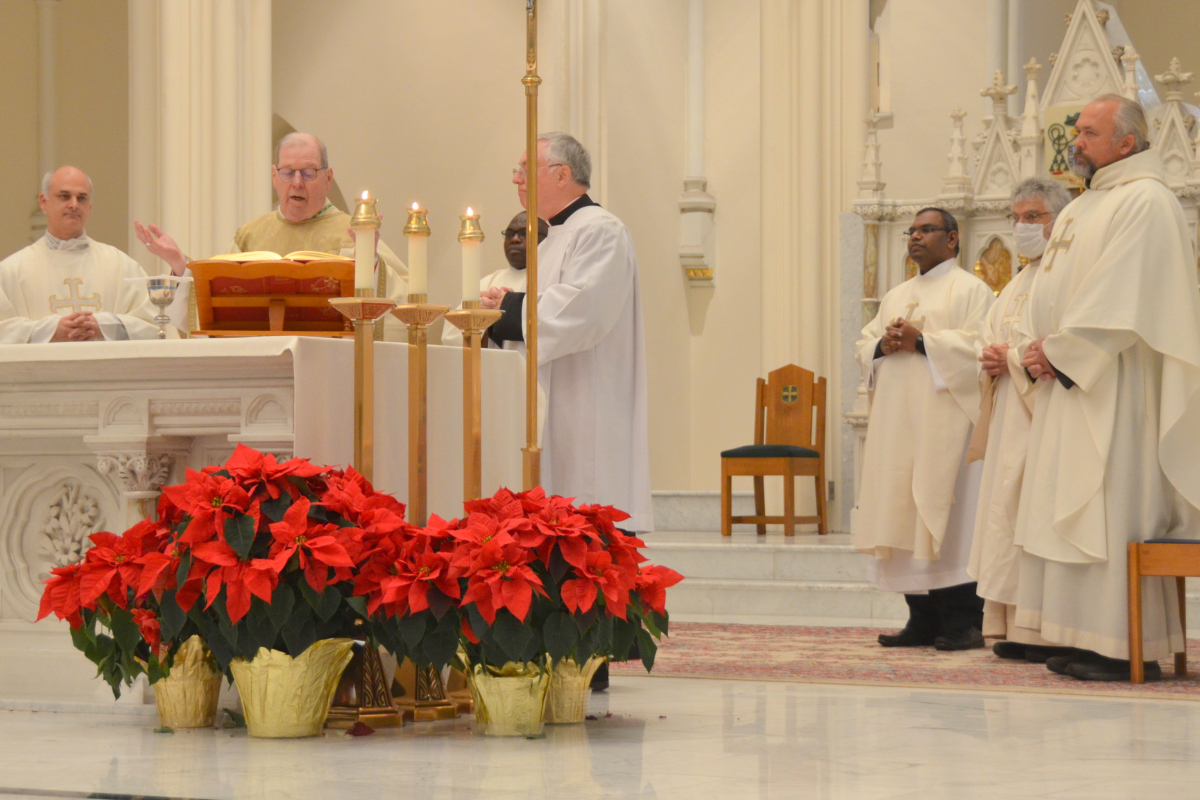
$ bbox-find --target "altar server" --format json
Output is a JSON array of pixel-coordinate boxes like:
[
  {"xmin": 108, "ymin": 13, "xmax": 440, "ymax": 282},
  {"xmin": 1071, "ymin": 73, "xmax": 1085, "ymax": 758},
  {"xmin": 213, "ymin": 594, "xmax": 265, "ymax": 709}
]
[
  {"xmin": 442, "ymin": 211, "xmax": 547, "ymax": 350},
  {"xmin": 968, "ymin": 177, "xmax": 1075, "ymax": 663},
  {"xmin": 855, "ymin": 208, "xmax": 994, "ymax": 651},
  {"xmin": 484, "ymin": 132, "xmax": 653, "ymax": 533},
  {"xmin": 134, "ymin": 133, "xmax": 407, "ymax": 336},
  {"xmin": 1015, "ymin": 95, "xmax": 1200, "ymax": 681},
  {"xmin": 0, "ymin": 167, "xmax": 163, "ymax": 343}
]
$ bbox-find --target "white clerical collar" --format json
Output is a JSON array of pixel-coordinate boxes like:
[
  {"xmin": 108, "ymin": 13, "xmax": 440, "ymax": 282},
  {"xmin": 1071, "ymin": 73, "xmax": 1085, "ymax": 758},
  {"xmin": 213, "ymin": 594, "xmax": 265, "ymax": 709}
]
[
  {"xmin": 916, "ymin": 258, "xmax": 955, "ymax": 279},
  {"xmin": 44, "ymin": 232, "xmax": 90, "ymax": 251}
]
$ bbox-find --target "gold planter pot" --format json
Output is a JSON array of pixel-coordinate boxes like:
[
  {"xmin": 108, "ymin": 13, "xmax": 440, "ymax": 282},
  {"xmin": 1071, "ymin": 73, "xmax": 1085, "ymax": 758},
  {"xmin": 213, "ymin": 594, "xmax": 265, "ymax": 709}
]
[
  {"xmin": 151, "ymin": 635, "xmax": 222, "ymax": 729},
  {"xmin": 465, "ymin": 660, "xmax": 550, "ymax": 737},
  {"xmin": 229, "ymin": 638, "xmax": 355, "ymax": 738},
  {"xmin": 544, "ymin": 656, "xmax": 604, "ymax": 724}
]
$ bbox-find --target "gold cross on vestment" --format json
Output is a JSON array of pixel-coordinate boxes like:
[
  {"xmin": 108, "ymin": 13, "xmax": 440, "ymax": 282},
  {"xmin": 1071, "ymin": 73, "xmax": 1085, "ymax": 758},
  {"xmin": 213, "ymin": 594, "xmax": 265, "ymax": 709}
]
[
  {"xmin": 1043, "ymin": 216, "xmax": 1075, "ymax": 272},
  {"xmin": 1001, "ymin": 293, "xmax": 1028, "ymax": 344},
  {"xmin": 49, "ymin": 278, "xmax": 101, "ymax": 314},
  {"xmin": 903, "ymin": 301, "xmax": 926, "ymax": 330}
]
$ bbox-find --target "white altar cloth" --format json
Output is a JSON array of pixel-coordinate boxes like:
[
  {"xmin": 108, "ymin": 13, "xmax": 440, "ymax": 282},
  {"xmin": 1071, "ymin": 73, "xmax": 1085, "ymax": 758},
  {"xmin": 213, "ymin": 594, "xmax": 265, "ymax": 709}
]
[{"xmin": 0, "ymin": 336, "xmax": 524, "ymax": 706}]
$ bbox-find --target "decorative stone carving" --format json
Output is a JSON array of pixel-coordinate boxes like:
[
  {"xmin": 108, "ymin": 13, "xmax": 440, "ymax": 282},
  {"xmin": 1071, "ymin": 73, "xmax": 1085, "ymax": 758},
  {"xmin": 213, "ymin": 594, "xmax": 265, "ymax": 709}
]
[
  {"xmin": 37, "ymin": 481, "xmax": 106, "ymax": 579},
  {"xmin": 97, "ymin": 452, "xmax": 173, "ymax": 494}
]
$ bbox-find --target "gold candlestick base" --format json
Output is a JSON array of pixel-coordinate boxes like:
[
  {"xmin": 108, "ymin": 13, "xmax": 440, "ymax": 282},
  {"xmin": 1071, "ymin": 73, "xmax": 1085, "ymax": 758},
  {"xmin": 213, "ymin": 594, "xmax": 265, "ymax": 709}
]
[
  {"xmin": 326, "ymin": 641, "xmax": 404, "ymax": 730},
  {"xmin": 444, "ymin": 306, "xmax": 504, "ymax": 502},
  {"xmin": 329, "ymin": 295, "xmax": 398, "ymax": 483},
  {"xmin": 390, "ymin": 302, "xmax": 450, "ymax": 526}
]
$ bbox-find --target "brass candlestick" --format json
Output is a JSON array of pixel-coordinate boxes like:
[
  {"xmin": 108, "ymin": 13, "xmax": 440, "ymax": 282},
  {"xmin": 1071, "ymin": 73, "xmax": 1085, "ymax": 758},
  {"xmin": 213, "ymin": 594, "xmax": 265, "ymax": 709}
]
[
  {"xmin": 444, "ymin": 302, "xmax": 503, "ymax": 501},
  {"xmin": 391, "ymin": 297, "xmax": 449, "ymax": 526},
  {"xmin": 330, "ymin": 293, "xmax": 398, "ymax": 482},
  {"xmin": 394, "ymin": 661, "xmax": 460, "ymax": 722},
  {"xmin": 522, "ymin": 0, "xmax": 542, "ymax": 490}
]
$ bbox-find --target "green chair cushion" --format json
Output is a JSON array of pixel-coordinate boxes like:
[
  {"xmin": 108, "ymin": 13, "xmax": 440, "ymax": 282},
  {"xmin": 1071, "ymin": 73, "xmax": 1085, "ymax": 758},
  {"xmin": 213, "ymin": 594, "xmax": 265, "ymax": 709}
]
[{"xmin": 721, "ymin": 444, "xmax": 819, "ymax": 459}]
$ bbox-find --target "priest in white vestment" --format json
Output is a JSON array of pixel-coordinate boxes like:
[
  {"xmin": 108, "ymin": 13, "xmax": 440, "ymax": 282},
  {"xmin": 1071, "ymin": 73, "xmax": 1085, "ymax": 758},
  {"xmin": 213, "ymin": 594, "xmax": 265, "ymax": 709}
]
[
  {"xmin": 483, "ymin": 133, "xmax": 653, "ymax": 535},
  {"xmin": 1016, "ymin": 95, "xmax": 1200, "ymax": 682},
  {"xmin": 968, "ymin": 177, "xmax": 1076, "ymax": 663},
  {"xmin": 133, "ymin": 133, "xmax": 408, "ymax": 338},
  {"xmin": 855, "ymin": 208, "xmax": 995, "ymax": 651},
  {"xmin": 0, "ymin": 166, "xmax": 164, "ymax": 343}
]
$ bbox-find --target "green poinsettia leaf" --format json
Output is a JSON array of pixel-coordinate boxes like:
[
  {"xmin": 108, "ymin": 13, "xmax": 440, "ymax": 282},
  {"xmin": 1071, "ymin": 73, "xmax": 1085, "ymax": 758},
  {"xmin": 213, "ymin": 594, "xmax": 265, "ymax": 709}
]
[
  {"xmin": 493, "ymin": 611, "xmax": 534, "ymax": 663},
  {"xmin": 267, "ymin": 584, "xmax": 296, "ymax": 628},
  {"xmin": 421, "ymin": 613, "xmax": 460, "ymax": 670},
  {"xmin": 636, "ymin": 627, "xmax": 658, "ymax": 672},
  {"xmin": 343, "ymin": 595, "xmax": 368, "ymax": 619},
  {"xmin": 224, "ymin": 514, "xmax": 256, "ymax": 562},
  {"xmin": 159, "ymin": 590, "xmax": 187, "ymax": 644},
  {"xmin": 260, "ymin": 493, "xmax": 293, "ymax": 523},
  {"xmin": 316, "ymin": 586, "xmax": 341, "ymax": 622},
  {"xmin": 543, "ymin": 612, "xmax": 579, "ymax": 662},
  {"xmin": 108, "ymin": 607, "xmax": 142, "ymax": 654},
  {"xmin": 398, "ymin": 611, "xmax": 428, "ymax": 651},
  {"xmin": 611, "ymin": 617, "xmax": 637, "ymax": 662}
]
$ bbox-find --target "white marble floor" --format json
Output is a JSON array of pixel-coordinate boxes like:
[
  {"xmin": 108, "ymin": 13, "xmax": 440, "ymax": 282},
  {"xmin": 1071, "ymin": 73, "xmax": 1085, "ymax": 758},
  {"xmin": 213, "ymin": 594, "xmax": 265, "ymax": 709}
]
[{"xmin": 1, "ymin": 675, "xmax": 1198, "ymax": 800}]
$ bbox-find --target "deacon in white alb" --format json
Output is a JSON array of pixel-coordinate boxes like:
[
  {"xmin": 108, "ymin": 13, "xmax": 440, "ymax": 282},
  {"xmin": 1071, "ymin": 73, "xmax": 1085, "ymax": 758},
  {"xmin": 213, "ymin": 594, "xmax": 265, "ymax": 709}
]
[
  {"xmin": 967, "ymin": 177, "xmax": 1075, "ymax": 664},
  {"xmin": 0, "ymin": 166, "xmax": 164, "ymax": 343},
  {"xmin": 1016, "ymin": 95, "xmax": 1200, "ymax": 682},
  {"xmin": 483, "ymin": 132, "xmax": 653, "ymax": 534},
  {"xmin": 855, "ymin": 208, "xmax": 994, "ymax": 651},
  {"xmin": 442, "ymin": 210, "xmax": 547, "ymax": 352}
]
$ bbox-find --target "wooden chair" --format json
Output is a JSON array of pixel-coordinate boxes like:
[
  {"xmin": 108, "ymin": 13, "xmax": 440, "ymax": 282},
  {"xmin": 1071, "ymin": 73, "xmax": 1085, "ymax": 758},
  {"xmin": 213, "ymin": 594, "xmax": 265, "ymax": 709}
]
[
  {"xmin": 190, "ymin": 259, "xmax": 356, "ymax": 338},
  {"xmin": 720, "ymin": 364, "xmax": 827, "ymax": 537},
  {"xmin": 1128, "ymin": 540, "xmax": 1192, "ymax": 684}
]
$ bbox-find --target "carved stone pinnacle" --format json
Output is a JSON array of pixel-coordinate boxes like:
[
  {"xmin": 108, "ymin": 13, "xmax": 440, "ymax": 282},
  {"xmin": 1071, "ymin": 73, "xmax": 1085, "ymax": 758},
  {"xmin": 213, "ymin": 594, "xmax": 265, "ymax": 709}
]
[
  {"xmin": 1023, "ymin": 58, "xmax": 1042, "ymax": 80},
  {"xmin": 981, "ymin": 69, "xmax": 1017, "ymax": 103}
]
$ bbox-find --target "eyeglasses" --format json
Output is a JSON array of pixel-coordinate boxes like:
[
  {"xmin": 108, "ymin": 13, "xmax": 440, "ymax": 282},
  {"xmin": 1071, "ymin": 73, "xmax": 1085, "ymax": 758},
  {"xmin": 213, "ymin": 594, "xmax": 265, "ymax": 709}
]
[
  {"xmin": 274, "ymin": 167, "xmax": 328, "ymax": 182},
  {"xmin": 512, "ymin": 162, "xmax": 565, "ymax": 178},
  {"xmin": 1005, "ymin": 211, "xmax": 1051, "ymax": 225},
  {"xmin": 901, "ymin": 225, "xmax": 952, "ymax": 238},
  {"xmin": 501, "ymin": 228, "xmax": 529, "ymax": 239}
]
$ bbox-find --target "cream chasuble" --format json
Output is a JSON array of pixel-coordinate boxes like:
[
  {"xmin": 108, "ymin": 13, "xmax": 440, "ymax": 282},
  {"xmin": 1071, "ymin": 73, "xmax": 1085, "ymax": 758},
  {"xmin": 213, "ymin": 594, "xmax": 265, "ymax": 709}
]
[
  {"xmin": 1013, "ymin": 149, "xmax": 1200, "ymax": 661},
  {"xmin": 854, "ymin": 259, "xmax": 994, "ymax": 592},
  {"xmin": 966, "ymin": 259, "xmax": 1051, "ymax": 643},
  {"xmin": 0, "ymin": 235, "xmax": 165, "ymax": 343},
  {"xmin": 519, "ymin": 205, "xmax": 653, "ymax": 532}
]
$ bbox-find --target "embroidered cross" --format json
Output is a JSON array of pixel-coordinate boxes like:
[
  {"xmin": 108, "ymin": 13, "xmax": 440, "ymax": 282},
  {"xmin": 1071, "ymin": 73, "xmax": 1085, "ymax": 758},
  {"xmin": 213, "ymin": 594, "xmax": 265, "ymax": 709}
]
[
  {"xmin": 781, "ymin": 385, "xmax": 799, "ymax": 404},
  {"xmin": 1001, "ymin": 293, "xmax": 1028, "ymax": 344},
  {"xmin": 49, "ymin": 278, "xmax": 101, "ymax": 314},
  {"xmin": 1043, "ymin": 216, "xmax": 1075, "ymax": 272},
  {"xmin": 903, "ymin": 301, "xmax": 926, "ymax": 331}
]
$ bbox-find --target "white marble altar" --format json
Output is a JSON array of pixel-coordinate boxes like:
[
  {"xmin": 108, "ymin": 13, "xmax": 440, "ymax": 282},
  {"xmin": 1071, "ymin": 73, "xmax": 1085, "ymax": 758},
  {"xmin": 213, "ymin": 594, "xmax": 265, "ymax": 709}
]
[{"xmin": 0, "ymin": 337, "xmax": 524, "ymax": 705}]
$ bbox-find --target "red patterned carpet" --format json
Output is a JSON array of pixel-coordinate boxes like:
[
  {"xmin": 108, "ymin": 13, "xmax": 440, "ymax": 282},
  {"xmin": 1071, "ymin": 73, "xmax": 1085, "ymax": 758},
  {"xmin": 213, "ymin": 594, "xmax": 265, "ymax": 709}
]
[{"xmin": 610, "ymin": 622, "xmax": 1200, "ymax": 700}]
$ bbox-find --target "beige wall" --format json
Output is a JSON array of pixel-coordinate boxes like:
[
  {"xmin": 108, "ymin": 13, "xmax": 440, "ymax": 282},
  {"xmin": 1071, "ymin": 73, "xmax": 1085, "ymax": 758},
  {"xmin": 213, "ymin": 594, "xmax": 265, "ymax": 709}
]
[
  {"xmin": 1112, "ymin": 0, "xmax": 1200, "ymax": 83},
  {"xmin": 0, "ymin": 3, "xmax": 39, "ymax": 260}
]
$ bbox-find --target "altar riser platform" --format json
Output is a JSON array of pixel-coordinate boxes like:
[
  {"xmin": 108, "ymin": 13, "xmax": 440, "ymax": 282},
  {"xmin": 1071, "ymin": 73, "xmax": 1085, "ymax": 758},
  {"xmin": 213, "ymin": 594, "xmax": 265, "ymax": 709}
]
[{"xmin": 643, "ymin": 532, "xmax": 1200, "ymax": 635}]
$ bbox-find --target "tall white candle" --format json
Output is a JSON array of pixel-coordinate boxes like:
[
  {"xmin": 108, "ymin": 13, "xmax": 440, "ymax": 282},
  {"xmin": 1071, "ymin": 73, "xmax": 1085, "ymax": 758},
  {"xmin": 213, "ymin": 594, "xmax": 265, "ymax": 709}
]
[
  {"xmin": 460, "ymin": 207, "xmax": 482, "ymax": 303},
  {"xmin": 404, "ymin": 202, "xmax": 429, "ymax": 297},
  {"xmin": 352, "ymin": 191, "xmax": 376, "ymax": 291}
]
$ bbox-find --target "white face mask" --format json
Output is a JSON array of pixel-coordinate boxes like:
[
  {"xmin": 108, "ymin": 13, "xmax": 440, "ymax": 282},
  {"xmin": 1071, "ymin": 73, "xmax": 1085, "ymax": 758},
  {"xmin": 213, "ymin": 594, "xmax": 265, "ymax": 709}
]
[{"xmin": 1013, "ymin": 222, "xmax": 1049, "ymax": 260}]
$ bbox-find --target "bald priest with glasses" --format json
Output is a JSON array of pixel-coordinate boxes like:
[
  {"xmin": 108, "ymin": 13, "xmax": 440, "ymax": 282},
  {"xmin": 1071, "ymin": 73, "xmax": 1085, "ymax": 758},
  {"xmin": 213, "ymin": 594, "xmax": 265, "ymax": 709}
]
[
  {"xmin": 854, "ymin": 208, "xmax": 995, "ymax": 652},
  {"xmin": 134, "ymin": 132, "xmax": 408, "ymax": 332}
]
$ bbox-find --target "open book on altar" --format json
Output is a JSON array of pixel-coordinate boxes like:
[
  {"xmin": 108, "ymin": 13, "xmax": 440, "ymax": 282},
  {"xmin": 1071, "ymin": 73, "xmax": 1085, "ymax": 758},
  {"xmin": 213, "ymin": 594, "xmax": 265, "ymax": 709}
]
[{"xmin": 207, "ymin": 250, "xmax": 354, "ymax": 263}]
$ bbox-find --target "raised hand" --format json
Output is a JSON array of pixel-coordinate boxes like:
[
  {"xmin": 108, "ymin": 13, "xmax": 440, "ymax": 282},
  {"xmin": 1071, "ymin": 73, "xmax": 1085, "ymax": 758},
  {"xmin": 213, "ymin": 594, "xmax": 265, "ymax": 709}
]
[{"xmin": 134, "ymin": 221, "xmax": 188, "ymax": 276}]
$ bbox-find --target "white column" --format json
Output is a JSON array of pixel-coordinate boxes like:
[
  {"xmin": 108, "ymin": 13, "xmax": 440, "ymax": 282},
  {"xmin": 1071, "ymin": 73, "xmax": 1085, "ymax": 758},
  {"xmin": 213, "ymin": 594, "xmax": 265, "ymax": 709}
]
[
  {"xmin": 127, "ymin": 0, "xmax": 273, "ymax": 274},
  {"xmin": 1006, "ymin": 0, "xmax": 1022, "ymax": 117},
  {"xmin": 680, "ymin": 0, "xmax": 715, "ymax": 285},
  {"xmin": 986, "ymin": 0, "xmax": 1006, "ymax": 89},
  {"xmin": 30, "ymin": 0, "xmax": 59, "ymax": 241}
]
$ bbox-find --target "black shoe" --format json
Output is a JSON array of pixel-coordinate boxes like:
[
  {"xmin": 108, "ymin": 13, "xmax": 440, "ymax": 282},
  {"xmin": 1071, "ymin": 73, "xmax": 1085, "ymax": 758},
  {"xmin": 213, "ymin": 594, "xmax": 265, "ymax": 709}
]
[
  {"xmin": 590, "ymin": 662, "xmax": 609, "ymax": 692},
  {"xmin": 1024, "ymin": 645, "xmax": 1079, "ymax": 664},
  {"xmin": 992, "ymin": 641, "xmax": 1027, "ymax": 660},
  {"xmin": 1066, "ymin": 657, "xmax": 1162, "ymax": 682},
  {"xmin": 1047, "ymin": 649, "xmax": 1100, "ymax": 675},
  {"xmin": 935, "ymin": 627, "xmax": 985, "ymax": 651},
  {"xmin": 878, "ymin": 627, "xmax": 938, "ymax": 648}
]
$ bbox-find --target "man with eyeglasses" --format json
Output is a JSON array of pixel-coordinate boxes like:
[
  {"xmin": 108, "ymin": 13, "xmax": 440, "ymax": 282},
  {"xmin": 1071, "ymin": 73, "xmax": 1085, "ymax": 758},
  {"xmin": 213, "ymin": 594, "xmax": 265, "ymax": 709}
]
[
  {"xmin": 854, "ymin": 207, "xmax": 995, "ymax": 652},
  {"xmin": 442, "ymin": 211, "xmax": 547, "ymax": 350},
  {"xmin": 134, "ymin": 132, "xmax": 408, "ymax": 334},
  {"xmin": 1009, "ymin": 95, "xmax": 1200, "ymax": 682},
  {"xmin": 968, "ymin": 177, "xmax": 1076, "ymax": 666}
]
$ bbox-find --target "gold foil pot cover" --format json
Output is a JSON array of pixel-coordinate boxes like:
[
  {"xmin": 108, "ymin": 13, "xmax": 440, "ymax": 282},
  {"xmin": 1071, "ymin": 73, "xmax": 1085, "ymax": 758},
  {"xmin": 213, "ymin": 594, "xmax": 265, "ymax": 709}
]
[
  {"xmin": 229, "ymin": 638, "xmax": 355, "ymax": 738},
  {"xmin": 150, "ymin": 635, "xmax": 222, "ymax": 729},
  {"xmin": 544, "ymin": 656, "xmax": 605, "ymax": 724},
  {"xmin": 466, "ymin": 660, "xmax": 550, "ymax": 737}
]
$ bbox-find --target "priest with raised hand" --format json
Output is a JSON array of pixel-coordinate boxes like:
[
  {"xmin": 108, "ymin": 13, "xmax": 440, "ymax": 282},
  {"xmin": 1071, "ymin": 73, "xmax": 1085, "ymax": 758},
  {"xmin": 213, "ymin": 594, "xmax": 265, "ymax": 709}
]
[
  {"xmin": 855, "ymin": 208, "xmax": 995, "ymax": 651},
  {"xmin": 0, "ymin": 166, "xmax": 164, "ymax": 343},
  {"xmin": 1015, "ymin": 95, "xmax": 1200, "ymax": 682},
  {"xmin": 968, "ymin": 177, "xmax": 1076, "ymax": 664},
  {"xmin": 483, "ymin": 132, "xmax": 653, "ymax": 535},
  {"xmin": 134, "ymin": 132, "xmax": 408, "ymax": 336}
]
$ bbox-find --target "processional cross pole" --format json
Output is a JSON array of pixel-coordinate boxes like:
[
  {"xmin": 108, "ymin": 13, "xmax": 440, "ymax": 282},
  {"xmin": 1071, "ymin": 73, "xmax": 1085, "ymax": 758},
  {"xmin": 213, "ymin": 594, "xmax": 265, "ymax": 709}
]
[{"xmin": 522, "ymin": 0, "xmax": 542, "ymax": 491}]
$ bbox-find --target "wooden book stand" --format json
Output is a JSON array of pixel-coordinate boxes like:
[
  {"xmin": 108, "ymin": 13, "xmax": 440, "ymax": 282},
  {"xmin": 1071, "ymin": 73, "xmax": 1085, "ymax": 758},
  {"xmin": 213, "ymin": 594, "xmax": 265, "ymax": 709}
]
[{"xmin": 189, "ymin": 259, "xmax": 356, "ymax": 338}]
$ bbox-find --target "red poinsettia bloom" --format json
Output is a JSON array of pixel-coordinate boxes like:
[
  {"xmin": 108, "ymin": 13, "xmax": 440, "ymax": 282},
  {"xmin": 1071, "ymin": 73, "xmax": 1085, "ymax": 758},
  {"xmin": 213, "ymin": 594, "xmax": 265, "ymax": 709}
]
[
  {"xmin": 131, "ymin": 607, "xmax": 162, "ymax": 654},
  {"xmin": 634, "ymin": 564, "xmax": 684, "ymax": 615},
  {"xmin": 267, "ymin": 498, "xmax": 357, "ymax": 592},
  {"xmin": 37, "ymin": 562, "xmax": 85, "ymax": 626},
  {"xmin": 224, "ymin": 443, "xmax": 326, "ymax": 500},
  {"xmin": 449, "ymin": 513, "xmax": 517, "ymax": 571},
  {"xmin": 133, "ymin": 547, "xmax": 179, "ymax": 599},
  {"xmin": 161, "ymin": 469, "xmax": 255, "ymax": 545},
  {"xmin": 561, "ymin": 549, "xmax": 634, "ymax": 620},
  {"xmin": 377, "ymin": 549, "xmax": 461, "ymax": 617},
  {"xmin": 460, "ymin": 539, "xmax": 547, "ymax": 624},
  {"xmin": 78, "ymin": 532, "xmax": 146, "ymax": 609},
  {"xmin": 576, "ymin": 503, "xmax": 632, "ymax": 538},
  {"xmin": 191, "ymin": 540, "xmax": 278, "ymax": 625},
  {"xmin": 526, "ymin": 502, "xmax": 600, "ymax": 571}
]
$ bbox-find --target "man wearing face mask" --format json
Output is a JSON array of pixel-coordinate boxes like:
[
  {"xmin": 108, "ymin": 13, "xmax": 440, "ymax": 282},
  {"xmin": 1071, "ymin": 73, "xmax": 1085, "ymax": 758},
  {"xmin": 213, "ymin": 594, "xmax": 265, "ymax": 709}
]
[{"xmin": 967, "ymin": 177, "xmax": 1076, "ymax": 664}]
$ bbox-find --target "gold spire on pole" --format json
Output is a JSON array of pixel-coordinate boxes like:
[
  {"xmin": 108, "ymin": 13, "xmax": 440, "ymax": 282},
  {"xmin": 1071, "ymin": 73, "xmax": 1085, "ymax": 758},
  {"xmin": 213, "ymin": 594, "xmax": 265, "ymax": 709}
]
[{"xmin": 522, "ymin": 0, "xmax": 542, "ymax": 490}]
